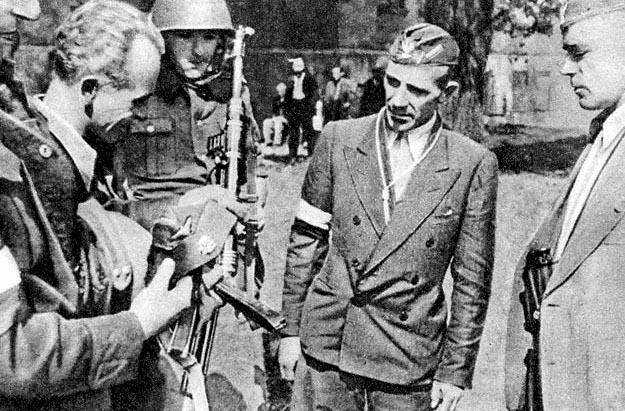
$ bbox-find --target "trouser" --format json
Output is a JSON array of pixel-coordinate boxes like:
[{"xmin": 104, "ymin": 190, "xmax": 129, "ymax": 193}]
[
  {"xmin": 262, "ymin": 116, "xmax": 287, "ymax": 145},
  {"xmin": 292, "ymin": 355, "xmax": 432, "ymax": 411},
  {"xmin": 287, "ymin": 100, "xmax": 315, "ymax": 159},
  {"xmin": 324, "ymin": 100, "xmax": 348, "ymax": 122}
]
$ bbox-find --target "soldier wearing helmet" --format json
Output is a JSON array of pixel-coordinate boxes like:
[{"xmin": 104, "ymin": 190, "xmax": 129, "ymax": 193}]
[
  {"xmin": 96, "ymin": 0, "xmax": 264, "ymax": 409},
  {"xmin": 0, "ymin": 0, "xmax": 40, "ymax": 118},
  {"xmin": 98, "ymin": 0, "xmax": 262, "ymax": 232}
]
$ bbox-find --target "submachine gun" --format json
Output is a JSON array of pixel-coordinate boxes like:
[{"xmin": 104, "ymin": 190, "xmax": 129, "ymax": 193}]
[
  {"xmin": 519, "ymin": 248, "xmax": 553, "ymax": 411},
  {"xmin": 151, "ymin": 25, "xmax": 285, "ymax": 410}
]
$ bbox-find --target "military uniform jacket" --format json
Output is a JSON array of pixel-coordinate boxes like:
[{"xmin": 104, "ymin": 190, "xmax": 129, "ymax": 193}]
[
  {"xmin": 283, "ymin": 114, "xmax": 498, "ymax": 389},
  {"xmin": 505, "ymin": 113, "xmax": 625, "ymax": 410},
  {"xmin": 0, "ymin": 109, "xmax": 150, "ymax": 409},
  {"xmin": 103, "ymin": 61, "xmax": 260, "ymax": 208}
]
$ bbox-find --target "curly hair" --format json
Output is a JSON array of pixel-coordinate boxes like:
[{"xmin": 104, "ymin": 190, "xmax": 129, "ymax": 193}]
[{"xmin": 52, "ymin": 0, "xmax": 164, "ymax": 89}]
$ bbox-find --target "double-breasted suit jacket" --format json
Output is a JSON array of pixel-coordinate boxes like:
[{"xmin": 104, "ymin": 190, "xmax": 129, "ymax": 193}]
[
  {"xmin": 283, "ymin": 113, "xmax": 498, "ymax": 389},
  {"xmin": 505, "ymin": 123, "xmax": 625, "ymax": 410}
]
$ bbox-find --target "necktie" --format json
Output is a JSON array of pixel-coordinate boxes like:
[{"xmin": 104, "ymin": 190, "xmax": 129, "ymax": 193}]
[{"xmin": 389, "ymin": 132, "xmax": 414, "ymax": 200}]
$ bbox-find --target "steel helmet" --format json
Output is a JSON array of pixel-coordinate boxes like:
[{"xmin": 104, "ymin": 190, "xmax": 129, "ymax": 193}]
[{"xmin": 151, "ymin": 0, "xmax": 234, "ymax": 32}]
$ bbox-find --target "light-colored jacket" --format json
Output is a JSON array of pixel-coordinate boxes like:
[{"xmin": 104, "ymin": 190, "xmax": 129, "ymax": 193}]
[{"xmin": 505, "ymin": 133, "xmax": 625, "ymax": 409}]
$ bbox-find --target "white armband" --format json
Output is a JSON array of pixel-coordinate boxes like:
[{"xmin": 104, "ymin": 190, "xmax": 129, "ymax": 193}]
[
  {"xmin": 0, "ymin": 246, "xmax": 20, "ymax": 294},
  {"xmin": 297, "ymin": 199, "xmax": 331, "ymax": 231}
]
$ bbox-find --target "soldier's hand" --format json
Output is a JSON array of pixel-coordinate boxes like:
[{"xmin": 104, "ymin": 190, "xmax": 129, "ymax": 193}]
[
  {"xmin": 202, "ymin": 265, "xmax": 225, "ymax": 307},
  {"xmin": 278, "ymin": 336, "xmax": 301, "ymax": 381},
  {"xmin": 430, "ymin": 380, "xmax": 463, "ymax": 411},
  {"xmin": 130, "ymin": 258, "xmax": 193, "ymax": 338}
]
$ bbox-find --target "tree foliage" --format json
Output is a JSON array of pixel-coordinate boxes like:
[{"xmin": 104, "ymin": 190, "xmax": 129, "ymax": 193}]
[
  {"xmin": 493, "ymin": 0, "xmax": 564, "ymax": 37},
  {"xmin": 416, "ymin": 0, "xmax": 562, "ymax": 141},
  {"xmin": 416, "ymin": 0, "xmax": 495, "ymax": 141}
]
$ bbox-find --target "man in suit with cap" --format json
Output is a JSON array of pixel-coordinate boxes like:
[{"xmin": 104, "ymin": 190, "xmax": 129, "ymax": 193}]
[
  {"xmin": 279, "ymin": 23, "xmax": 497, "ymax": 410},
  {"xmin": 505, "ymin": 1, "xmax": 625, "ymax": 409}
]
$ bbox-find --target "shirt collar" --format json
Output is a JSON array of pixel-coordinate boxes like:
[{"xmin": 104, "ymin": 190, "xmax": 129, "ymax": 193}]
[
  {"xmin": 28, "ymin": 95, "xmax": 96, "ymax": 191},
  {"xmin": 600, "ymin": 103, "xmax": 625, "ymax": 149},
  {"xmin": 387, "ymin": 112, "xmax": 438, "ymax": 160}
]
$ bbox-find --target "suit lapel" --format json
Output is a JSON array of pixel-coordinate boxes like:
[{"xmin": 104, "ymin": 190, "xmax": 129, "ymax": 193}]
[
  {"xmin": 366, "ymin": 131, "xmax": 460, "ymax": 273},
  {"xmin": 545, "ymin": 136, "xmax": 625, "ymax": 297},
  {"xmin": 343, "ymin": 116, "xmax": 387, "ymax": 236}
]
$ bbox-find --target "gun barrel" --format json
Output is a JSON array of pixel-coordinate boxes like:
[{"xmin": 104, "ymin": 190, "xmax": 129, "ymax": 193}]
[{"xmin": 213, "ymin": 281, "xmax": 285, "ymax": 333}]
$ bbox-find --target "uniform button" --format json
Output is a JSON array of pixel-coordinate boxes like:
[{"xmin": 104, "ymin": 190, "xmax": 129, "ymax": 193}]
[
  {"xmin": 112, "ymin": 265, "xmax": 133, "ymax": 290},
  {"xmin": 351, "ymin": 258, "xmax": 360, "ymax": 268},
  {"xmin": 352, "ymin": 215, "xmax": 361, "ymax": 226},
  {"xmin": 399, "ymin": 311, "xmax": 409, "ymax": 321},
  {"xmin": 426, "ymin": 237, "xmax": 435, "ymax": 248},
  {"xmin": 146, "ymin": 124, "xmax": 155, "ymax": 133},
  {"xmin": 38, "ymin": 144, "xmax": 53, "ymax": 159}
]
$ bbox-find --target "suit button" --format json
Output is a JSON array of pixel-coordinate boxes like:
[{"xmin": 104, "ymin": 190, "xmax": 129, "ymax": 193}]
[
  {"xmin": 352, "ymin": 215, "xmax": 361, "ymax": 226},
  {"xmin": 112, "ymin": 265, "xmax": 133, "ymax": 290},
  {"xmin": 352, "ymin": 292, "xmax": 366, "ymax": 307},
  {"xmin": 426, "ymin": 237, "xmax": 435, "ymax": 248},
  {"xmin": 351, "ymin": 258, "xmax": 364, "ymax": 274},
  {"xmin": 38, "ymin": 144, "xmax": 53, "ymax": 159},
  {"xmin": 399, "ymin": 311, "xmax": 409, "ymax": 321}
]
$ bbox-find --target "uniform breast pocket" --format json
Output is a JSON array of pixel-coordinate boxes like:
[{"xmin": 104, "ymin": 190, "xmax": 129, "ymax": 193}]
[{"xmin": 130, "ymin": 117, "xmax": 175, "ymax": 177}]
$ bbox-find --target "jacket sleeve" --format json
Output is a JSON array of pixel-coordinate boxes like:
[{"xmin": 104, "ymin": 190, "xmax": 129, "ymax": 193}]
[
  {"xmin": 434, "ymin": 151, "xmax": 498, "ymax": 389},
  {"xmin": 281, "ymin": 123, "xmax": 335, "ymax": 337},
  {"xmin": 0, "ymin": 249, "xmax": 146, "ymax": 400}
]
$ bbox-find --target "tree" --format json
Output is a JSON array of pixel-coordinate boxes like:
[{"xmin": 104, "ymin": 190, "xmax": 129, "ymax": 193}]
[{"xmin": 414, "ymin": 0, "xmax": 562, "ymax": 142}]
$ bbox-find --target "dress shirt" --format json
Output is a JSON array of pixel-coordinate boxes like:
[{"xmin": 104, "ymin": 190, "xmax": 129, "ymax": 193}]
[
  {"xmin": 386, "ymin": 113, "xmax": 439, "ymax": 199},
  {"xmin": 293, "ymin": 72, "xmax": 306, "ymax": 100},
  {"xmin": 555, "ymin": 103, "xmax": 625, "ymax": 260},
  {"xmin": 28, "ymin": 96, "xmax": 97, "ymax": 191}
]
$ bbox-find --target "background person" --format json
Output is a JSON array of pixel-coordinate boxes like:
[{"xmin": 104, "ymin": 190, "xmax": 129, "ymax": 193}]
[
  {"xmin": 262, "ymin": 82, "xmax": 288, "ymax": 146},
  {"xmin": 285, "ymin": 57, "xmax": 318, "ymax": 163}
]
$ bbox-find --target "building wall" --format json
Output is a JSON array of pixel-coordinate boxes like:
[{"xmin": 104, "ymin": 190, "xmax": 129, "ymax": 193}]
[{"xmin": 502, "ymin": 32, "xmax": 595, "ymax": 132}]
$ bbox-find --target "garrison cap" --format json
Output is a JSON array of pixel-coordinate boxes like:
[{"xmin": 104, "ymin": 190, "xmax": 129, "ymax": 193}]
[
  {"xmin": 560, "ymin": 0, "xmax": 625, "ymax": 28},
  {"xmin": 151, "ymin": 185, "xmax": 237, "ymax": 278},
  {"xmin": 388, "ymin": 23, "xmax": 459, "ymax": 66}
]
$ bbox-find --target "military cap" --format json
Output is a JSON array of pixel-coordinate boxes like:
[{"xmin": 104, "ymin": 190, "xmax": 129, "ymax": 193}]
[
  {"xmin": 151, "ymin": 185, "xmax": 237, "ymax": 278},
  {"xmin": 560, "ymin": 0, "xmax": 625, "ymax": 28},
  {"xmin": 388, "ymin": 23, "xmax": 459, "ymax": 66}
]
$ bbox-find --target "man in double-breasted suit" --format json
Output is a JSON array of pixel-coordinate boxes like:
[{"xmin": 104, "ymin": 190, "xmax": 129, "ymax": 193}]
[
  {"xmin": 505, "ymin": 2, "xmax": 625, "ymax": 409},
  {"xmin": 279, "ymin": 23, "xmax": 497, "ymax": 410}
]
